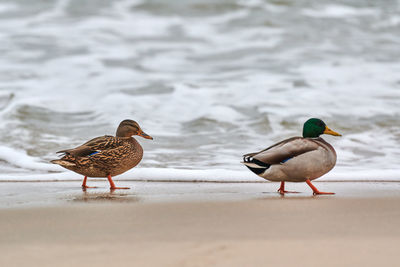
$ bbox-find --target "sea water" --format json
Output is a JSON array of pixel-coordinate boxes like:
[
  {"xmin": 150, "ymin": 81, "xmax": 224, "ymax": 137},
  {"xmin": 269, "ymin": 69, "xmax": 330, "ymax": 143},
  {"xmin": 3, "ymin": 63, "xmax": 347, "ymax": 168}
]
[{"xmin": 0, "ymin": 0, "xmax": 399, "ymax": 181}]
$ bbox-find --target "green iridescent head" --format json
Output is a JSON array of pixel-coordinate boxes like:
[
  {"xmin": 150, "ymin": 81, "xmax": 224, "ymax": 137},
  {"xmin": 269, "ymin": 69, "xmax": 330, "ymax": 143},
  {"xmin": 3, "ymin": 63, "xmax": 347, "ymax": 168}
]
[{"xmin": 302, "ymin": 118, "xmax": 341, "ymax": 138}]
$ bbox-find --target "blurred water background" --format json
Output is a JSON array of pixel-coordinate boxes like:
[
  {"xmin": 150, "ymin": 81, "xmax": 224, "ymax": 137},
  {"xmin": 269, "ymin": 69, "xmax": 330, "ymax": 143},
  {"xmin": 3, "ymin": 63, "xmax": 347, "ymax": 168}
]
[{"xmin": 0, "ymin": 0, "xmax": 399, "ymax": 181}]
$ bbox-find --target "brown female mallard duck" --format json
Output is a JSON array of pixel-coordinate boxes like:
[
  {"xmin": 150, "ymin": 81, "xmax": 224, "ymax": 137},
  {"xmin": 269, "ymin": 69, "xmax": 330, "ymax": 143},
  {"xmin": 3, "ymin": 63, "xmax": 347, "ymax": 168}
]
[
  {"xmin": 51, "ymin": 119, "xmax": 153, "ymax": 189},
  {"xmin": 242, "ymin": 118, "xmax": 341, "ymax": 195}
]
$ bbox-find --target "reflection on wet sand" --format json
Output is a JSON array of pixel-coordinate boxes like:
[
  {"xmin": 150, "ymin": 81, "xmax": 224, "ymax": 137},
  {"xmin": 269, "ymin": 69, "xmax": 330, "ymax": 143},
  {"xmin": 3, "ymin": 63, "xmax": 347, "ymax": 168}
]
[
  {"xmin": 1, "ymin": 181, "xmax": 400, "ymax": 208},
  {"xmin": 72, "ymin": 189, "xmax": 140, "ymax": 204}
]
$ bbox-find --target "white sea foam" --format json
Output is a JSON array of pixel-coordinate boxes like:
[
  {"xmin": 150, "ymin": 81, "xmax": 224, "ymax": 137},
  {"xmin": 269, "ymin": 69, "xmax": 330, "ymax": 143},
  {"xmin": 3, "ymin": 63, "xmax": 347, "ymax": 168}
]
[
  {"xmin": 0, "ymin": 0, "xmax": 398, "ymax": 182},
  {"xmin": 1, "ymin": 167, "xmax": 399, "ymax": 182},
  {"xmin": 0, "ymin": 3, "xmax": 17, "ymax": 14},
  {"xmin": 0, "ymin": 146, "xmax": 62, "ymax": 172},
  {"xmin": 302, "ymin": 5, "xmax": 378, "ymax": 18},
  {"xmin": 0, "ymin": 139, "xmax": 396, "ymax": 182}
]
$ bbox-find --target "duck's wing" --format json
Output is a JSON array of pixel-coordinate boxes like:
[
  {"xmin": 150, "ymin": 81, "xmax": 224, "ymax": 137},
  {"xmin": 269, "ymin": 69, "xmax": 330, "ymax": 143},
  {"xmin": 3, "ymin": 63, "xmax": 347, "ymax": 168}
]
[
  {"xmin": 243, "ymin": 137, "xmax": 320, "ymax": 165},
  {"xmin": 56, "ymin": 135, "xmax": 123, "ymax": 157}
]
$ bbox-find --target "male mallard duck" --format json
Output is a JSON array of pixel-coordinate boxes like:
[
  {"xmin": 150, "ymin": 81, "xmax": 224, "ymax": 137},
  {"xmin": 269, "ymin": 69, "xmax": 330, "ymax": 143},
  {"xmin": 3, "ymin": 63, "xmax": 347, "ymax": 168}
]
[
  {"xmin": 51, "ymin": 119, "xmax": 153, "ymax": 189},
  {"xmin": 242, "ymin": 118, "xmax": 341, "ymax": 195}
]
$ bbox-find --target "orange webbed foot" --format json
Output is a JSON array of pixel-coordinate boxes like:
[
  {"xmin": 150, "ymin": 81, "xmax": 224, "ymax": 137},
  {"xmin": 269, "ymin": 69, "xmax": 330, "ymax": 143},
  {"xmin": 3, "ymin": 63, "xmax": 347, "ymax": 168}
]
[
  {"xmin": 277, "ymin": 181, "xmax": 300, "ymax": 195},
  {"xmin": 107, "ymin": 175, "xmax": 130, "ymax": 190},
  {"xmin": 306, "ymin": 179, "xmax": 335, "ymax": 196},
  {"xmin": 81, "ymin": 176, "xmax": 98, "ymax": 189},
  {"xmin": 278, "ymin": 189, "xmax": 300, "ymax": 195}
]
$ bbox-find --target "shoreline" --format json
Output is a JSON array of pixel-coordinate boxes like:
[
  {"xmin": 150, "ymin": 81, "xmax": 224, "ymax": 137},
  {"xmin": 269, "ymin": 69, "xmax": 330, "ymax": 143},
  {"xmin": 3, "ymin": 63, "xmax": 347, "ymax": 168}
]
[
  {"xmin": 2, "ymin": 178, "xmax": 400, "ymax": 183},
  {"xmin": 0, "ymin": 180, "xmax": 400, "ymax": 208}
]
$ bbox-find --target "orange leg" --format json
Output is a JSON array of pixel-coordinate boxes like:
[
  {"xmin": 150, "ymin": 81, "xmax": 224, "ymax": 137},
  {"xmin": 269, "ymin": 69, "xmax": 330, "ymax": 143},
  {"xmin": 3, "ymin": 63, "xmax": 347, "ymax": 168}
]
[
  {"xmin": 107, "ymin": 174, "xmax": 130, "ymax": 190},
  {"xmin": 81, "ymin": 176, "xmax": 97, "ymax": 189},
  {"xmin": 277, "ymin": 181, "xmax": 299, "ymax": 195},
  {"xmin": 306, "ymin": 179, "xmax": 335, "ymax": 195}
]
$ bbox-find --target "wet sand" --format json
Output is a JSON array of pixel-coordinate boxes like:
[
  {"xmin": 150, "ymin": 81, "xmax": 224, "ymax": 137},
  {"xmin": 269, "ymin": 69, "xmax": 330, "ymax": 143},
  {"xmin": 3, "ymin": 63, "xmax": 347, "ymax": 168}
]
[
  {"xmin": 1, "ymin": 181, "xmax": 400, "ymax": 266},
  {"xmin": 1, "ymin": 180, "xmax": 400, "ymax": 207}
]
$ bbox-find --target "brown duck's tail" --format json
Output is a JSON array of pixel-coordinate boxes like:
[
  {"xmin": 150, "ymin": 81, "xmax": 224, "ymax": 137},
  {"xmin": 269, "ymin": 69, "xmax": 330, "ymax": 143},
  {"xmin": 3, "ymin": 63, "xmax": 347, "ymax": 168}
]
[{"xmin": 50, "ymin": 159, "xmax": 76, "ymax": 167}]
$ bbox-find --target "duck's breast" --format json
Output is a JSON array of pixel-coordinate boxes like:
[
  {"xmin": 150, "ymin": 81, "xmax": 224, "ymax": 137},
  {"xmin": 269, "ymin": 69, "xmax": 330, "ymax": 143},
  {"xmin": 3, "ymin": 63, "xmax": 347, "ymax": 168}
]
[{"xmin": 109, "ymin": 137, "xmax": 143, "ymax": 176}]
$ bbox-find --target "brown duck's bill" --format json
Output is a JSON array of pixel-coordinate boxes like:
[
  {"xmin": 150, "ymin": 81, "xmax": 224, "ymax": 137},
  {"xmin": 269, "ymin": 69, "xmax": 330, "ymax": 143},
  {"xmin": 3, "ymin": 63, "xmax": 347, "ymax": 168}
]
[
  {"xmin": 138, "ymin": 130, "xmax": 153, "ymax": 140},
  {"xmin": 324, "ymin": 126, "xmax": 341, "ymax": 136}
]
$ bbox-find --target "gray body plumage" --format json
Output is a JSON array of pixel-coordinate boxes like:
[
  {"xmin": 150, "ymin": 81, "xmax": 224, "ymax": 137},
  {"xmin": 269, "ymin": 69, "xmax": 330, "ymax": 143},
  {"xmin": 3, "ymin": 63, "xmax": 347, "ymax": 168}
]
[{"xmin": 242, "ymin": 137, "xmax": 337, "ymax": 182}]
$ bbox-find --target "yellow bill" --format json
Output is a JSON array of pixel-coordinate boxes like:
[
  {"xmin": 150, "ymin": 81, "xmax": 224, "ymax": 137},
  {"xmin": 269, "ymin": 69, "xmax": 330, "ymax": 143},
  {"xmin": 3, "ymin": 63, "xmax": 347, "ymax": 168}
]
[{"xmin": 324, "ymin": 126, "xmax": 341, "ymax": 136}]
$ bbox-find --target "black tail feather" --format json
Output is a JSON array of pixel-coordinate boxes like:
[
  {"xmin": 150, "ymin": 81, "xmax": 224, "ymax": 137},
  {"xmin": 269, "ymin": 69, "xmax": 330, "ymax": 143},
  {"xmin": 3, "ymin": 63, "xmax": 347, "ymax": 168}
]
[
  {"xmin": 242, "ymin": 155, "xmax": 271, "ymax": 175},
  {"xmin": 245, "ymin": 165, "xmax": 268, "ymax": 175}
]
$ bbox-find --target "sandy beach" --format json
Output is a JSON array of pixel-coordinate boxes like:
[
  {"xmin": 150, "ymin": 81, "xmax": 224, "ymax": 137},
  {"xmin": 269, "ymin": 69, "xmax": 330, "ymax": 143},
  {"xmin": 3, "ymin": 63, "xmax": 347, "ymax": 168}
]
[
  {"xmin": 1, "ymin": 181, "xmax": 400, "ymax": 267},
  {"xmin": 1, "ymin": 0, "xmax": 399, "ymax": 266}
]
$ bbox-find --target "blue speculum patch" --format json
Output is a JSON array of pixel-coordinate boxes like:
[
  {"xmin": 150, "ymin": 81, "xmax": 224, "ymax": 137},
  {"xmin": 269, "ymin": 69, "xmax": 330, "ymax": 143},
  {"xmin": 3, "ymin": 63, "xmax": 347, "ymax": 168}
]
[
  {"xmin": 89, "ymin": 151, "xmax": 99, "ymax": 156},
  {"xmin": 281, "ymin": 157, "xmax": 292, "ymax": 163}
]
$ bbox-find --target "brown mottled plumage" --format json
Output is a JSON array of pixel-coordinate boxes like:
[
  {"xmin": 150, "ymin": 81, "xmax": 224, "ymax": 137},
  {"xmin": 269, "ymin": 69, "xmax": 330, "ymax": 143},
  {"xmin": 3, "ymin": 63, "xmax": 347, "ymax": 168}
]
[{"xmin": 51, "ymin": 120, "xmax": 153, "ymax": 189}]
